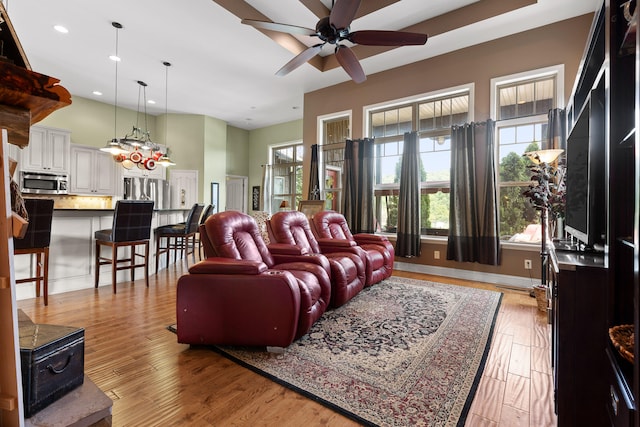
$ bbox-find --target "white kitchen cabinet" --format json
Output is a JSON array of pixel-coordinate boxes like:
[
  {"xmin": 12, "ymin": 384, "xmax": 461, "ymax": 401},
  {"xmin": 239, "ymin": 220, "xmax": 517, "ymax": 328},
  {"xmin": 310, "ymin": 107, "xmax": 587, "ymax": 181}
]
[
  {"xmin": 69, "ymin": 144, "xmax": 118, "ymax": 195},
  {"xmin": 22, "ymin": 125, "xmax": 70, "ymax": 174}
]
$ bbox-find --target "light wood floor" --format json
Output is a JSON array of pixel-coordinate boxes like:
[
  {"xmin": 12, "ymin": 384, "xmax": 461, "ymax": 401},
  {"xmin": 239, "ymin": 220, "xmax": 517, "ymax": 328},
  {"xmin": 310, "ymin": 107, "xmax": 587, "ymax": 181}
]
[{"xmin": 16, "ymin": 263, "xmax": 556, "ymax": 427}]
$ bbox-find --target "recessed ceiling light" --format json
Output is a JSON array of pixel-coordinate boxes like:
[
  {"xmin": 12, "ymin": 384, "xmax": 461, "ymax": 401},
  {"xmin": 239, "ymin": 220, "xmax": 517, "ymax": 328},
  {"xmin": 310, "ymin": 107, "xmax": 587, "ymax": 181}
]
[
  {"xmin": 92, "ymin": 91, "xmax": 103, "ymax": 96},
  {"xmin": 109, "ymin": 55, "xmax": 121, "ymax": 62},
  {"xmin": 53, "ymin": 25, "xmax": 68, "ymax": 34},
  {"xmin": 148, "ymin": 100, "xmax": 156, "ymax": 104}
]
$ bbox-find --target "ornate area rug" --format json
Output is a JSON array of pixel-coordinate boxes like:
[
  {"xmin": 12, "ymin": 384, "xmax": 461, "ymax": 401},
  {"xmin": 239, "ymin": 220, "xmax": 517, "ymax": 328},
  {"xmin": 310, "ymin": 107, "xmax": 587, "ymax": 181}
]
[{"xmin": 213, "ymin": 277, "xmax": 502, "ymax": 426}]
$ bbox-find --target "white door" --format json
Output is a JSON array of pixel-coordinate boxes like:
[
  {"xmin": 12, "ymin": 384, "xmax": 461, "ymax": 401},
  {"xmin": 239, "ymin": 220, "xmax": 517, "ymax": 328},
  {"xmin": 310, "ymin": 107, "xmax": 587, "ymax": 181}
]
[
  {"xmin": 226, "ymin": 175, "xmax": 247, "ymax": 212},
  {"xmin": 169, "ymin": 170, "xmax": 198, "ymax": 209}
]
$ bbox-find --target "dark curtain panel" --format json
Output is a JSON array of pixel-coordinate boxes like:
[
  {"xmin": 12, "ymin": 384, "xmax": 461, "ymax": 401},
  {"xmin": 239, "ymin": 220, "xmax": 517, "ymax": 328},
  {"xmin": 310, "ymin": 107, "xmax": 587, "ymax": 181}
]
[
  {"xmin": 308, "ymin": 144, "xmax": 320, "ymax": 200},
  {"xmin": 342, "ymin": 138, "xmax": 375, "ymax": 233},
  {"xmin": 396, "ymin": 131, "xmax": 421, "ymax": 257},
  {"xmin": 447, "ymin": 120, "xmax": 501, "ymax": 265},
  {"xmin": 545, "ymin": 108, "xmax": 566, "ymax": 150}
]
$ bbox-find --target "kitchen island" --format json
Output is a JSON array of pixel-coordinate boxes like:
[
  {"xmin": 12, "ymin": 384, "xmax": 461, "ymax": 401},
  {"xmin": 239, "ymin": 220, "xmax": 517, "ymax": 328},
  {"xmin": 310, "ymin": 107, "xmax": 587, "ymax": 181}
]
[{"xmin": 14, "ymin": 208, "xmax": 191, "ymax": 301}]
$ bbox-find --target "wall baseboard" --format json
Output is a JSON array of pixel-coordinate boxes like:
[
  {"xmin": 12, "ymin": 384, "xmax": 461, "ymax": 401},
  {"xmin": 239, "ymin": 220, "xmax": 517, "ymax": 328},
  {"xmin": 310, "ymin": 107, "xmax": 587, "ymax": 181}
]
[{"xmin": 394, "ymin": 261, "xmax": 536, "ymax": 289}]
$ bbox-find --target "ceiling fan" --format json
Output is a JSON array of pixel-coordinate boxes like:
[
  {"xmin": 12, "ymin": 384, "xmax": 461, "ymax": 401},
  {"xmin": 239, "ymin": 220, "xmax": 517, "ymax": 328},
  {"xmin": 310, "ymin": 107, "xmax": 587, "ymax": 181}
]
[{"xmin": 241, "ymin": 0, "xmax": 428, "ymax": 84}]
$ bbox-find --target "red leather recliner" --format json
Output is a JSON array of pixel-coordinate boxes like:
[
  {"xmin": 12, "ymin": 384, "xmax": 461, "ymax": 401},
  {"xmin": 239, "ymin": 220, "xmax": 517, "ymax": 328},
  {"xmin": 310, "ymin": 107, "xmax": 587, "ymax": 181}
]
[
  {"xmin": 176, "ymin": 211, "xmax": 331, "ymax": 348},
  {"xmin": 268, "ymin": 211, "xmax": 366, "ymax": 308},
  {"xmin": 311, "ymin": 211, "xmax": 394, "ymax": 286}
]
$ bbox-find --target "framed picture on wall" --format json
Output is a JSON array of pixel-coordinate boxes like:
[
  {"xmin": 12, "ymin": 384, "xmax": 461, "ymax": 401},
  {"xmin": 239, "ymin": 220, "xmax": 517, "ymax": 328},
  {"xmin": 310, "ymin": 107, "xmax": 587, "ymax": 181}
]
[
  {"xmin": 252, "ymin": 186, "xmax": 260, "ymax": 211},
  {"xmin": 211, "ymin": 182, "xmax": 219, "ymax": 213},
  {"xmin": 298, "ymin": 200, "xmax": 325, "ymax": 219}
]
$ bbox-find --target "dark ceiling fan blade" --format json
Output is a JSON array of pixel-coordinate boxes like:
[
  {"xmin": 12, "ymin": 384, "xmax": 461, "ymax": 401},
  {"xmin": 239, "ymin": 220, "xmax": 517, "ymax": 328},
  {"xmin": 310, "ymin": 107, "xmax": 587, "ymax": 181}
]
[
  {"xmin": 241, "ymin": 19, "xmax": 317, "ymax": 36},
  {"xmin": 349, "ymin": 30, "xmax": 428, "ymax": 46},
  {"xmin": 335, "ymin": 45, "xmax": 366, "ymax": 84},
  {"xmin": 329, "ymin": 0, "xmax": 361, "ymax": 30},
  {"xmin": 276, "ymin": 44, "xmax": 325, "ymax": 77}
]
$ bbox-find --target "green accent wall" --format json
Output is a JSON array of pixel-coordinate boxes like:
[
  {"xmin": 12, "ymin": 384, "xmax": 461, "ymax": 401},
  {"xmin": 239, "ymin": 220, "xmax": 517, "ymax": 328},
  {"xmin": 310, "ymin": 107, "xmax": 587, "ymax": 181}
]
[{"xmin": 247, "ymin": 120, "xmax": 303, "ymax": 212}]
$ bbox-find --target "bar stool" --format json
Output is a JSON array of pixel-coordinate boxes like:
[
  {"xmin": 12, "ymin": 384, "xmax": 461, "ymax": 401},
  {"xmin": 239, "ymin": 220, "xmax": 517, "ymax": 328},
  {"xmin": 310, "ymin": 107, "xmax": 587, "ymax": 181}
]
[
  {"xmin": 155, "ymin": 203, "xmax": 204, "ymax": 272},
  {"xmin": 95, "ymin": 200, "xmax": 154, "ymax": 294},
  {"xmin": 14, "ymin": 198, "xmax": 54, "ymax": 306},
  {"xmin": 195, "ymin": 204, "xmax": 213, "ymax": 259}
]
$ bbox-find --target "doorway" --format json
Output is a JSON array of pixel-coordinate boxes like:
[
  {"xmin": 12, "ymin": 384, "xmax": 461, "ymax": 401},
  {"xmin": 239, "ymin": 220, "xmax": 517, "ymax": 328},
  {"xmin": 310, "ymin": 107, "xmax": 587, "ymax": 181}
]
[
  {"xmin": 226, "ymin": 175, "xmax": 247, "ymax": 212},
  {"xmin": 169, "ymin": 170, "xmax": 198, "ymax": 209}
]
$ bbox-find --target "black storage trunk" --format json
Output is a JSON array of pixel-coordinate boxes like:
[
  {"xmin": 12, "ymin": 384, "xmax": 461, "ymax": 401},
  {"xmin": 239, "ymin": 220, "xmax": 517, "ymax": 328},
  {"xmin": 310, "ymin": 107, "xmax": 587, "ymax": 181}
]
[{"xmin": 19, "ymin": 323, "xmax": 85, "ymax": 418}]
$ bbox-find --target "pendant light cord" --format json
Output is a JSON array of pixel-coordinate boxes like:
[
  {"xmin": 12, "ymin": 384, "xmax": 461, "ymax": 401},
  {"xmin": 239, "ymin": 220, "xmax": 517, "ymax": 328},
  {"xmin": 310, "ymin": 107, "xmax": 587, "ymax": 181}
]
[
  {"xmin": 112, "ymin": 22, "xmax": 122, "ymax": 142},
  {"xmin": 164, "ymin": 61, "xmax": 171, "ymax": 153}
]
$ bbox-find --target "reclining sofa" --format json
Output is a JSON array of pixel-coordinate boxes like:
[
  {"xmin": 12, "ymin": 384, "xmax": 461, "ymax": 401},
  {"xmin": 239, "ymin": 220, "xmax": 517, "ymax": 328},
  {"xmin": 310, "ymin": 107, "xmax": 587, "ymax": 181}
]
[
  {"xmin": 311, "ymin": 211, "xmax": 395, "ymax": 286},
  {"xmin": 176, "ymin": 211, "xmax": 331, "ymax": 348},
  {"xmin": 268, "ymin": 210, "xmax": 366, "ymax": 308}
]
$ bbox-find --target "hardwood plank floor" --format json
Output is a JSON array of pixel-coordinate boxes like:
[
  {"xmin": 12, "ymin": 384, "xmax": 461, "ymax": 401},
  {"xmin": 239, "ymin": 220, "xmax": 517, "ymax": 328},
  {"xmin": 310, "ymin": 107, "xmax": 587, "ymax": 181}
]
[{"xmin": 16, "ymin": 264, "xmax": 556, "ymax": 426}]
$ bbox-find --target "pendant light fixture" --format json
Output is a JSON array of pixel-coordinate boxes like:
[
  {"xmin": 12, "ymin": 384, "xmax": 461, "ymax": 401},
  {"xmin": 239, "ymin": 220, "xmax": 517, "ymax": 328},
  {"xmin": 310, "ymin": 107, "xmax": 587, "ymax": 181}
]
[
  {"xmin": 157, "ymin": 60, "xmax": 176, "ymax": 167},
  {"xmin": 100, "ymin": 22, "xmax": 128, "ymax": 156},
  {"xmin": 101, "ymin": 21, "xmax": 170, "ymax": 170}
]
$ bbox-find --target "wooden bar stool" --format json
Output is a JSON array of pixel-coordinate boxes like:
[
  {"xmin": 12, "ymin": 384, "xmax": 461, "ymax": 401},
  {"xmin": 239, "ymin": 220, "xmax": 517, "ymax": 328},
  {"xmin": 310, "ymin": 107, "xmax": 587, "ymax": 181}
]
[
  {"xmin": 95, "ymin": 200, "xmax": 154, "ymax": 293},
  {"xmin": 155, "ymin": 203, "xmax": 204, "ymax": 272},
  {"xmin": 14, "ymin": 198, "xmax": 55, "ymax": 306}
]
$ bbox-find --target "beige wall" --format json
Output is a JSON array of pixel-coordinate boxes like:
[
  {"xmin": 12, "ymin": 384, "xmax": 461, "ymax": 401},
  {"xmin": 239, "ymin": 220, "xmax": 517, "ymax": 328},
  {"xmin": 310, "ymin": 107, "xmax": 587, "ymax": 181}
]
[
  {"xmin": 297, "ymin": 13, "xmax": 594, "ymax": 280},
  {"xmin": 303, "ymin": 14, "xmax": 593, "ymax": 151}
]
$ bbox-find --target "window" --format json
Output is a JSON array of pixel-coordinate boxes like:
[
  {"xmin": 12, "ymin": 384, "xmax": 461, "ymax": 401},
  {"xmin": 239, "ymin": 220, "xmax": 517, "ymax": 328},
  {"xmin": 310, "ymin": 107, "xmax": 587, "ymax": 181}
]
[
  {"xmin": 368, "ymin": 88, "xmax": 471, "ymax": 235},
  {"xmin": 319, "ymin": 113, "xmax": 350, "ymax": 211},
  {"xmin": 493, "ymin": 66, "xmax": 563, "ymax": 242},
  {"xmin": 271, "ymin": 143, "xmax": 303, "ymax": 211}
]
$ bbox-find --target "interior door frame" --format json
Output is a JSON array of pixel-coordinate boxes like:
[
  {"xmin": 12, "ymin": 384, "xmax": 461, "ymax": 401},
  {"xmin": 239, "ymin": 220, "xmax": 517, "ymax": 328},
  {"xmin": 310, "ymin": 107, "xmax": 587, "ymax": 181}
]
[{"xmin": 225, "ymin": 175, "xmax": 248, "ymax": 213}]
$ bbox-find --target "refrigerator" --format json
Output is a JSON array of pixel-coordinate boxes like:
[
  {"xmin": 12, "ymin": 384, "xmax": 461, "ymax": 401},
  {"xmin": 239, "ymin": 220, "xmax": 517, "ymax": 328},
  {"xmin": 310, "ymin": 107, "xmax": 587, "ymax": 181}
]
[{"xmin": 123, "ymin": 177, "xmax": 170, "ymax": 209}]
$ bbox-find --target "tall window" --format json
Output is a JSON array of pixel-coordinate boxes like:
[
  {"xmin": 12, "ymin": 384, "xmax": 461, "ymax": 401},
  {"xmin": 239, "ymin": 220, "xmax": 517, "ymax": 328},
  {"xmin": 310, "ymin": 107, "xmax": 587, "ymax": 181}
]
[
  {"xmin": 494, "ymin": 67, "xmax": 562, "ymax": 242},
  {"xmin": 272, "ymin": 143, "xmax": 303, "ymax": 210},
  {"xmin": 319, "ymin": 114, "xmax": 350, "ymax": 211},
  {"xmin": 368, "ymin": 88, "xmax": 471, "ymax": 234}
]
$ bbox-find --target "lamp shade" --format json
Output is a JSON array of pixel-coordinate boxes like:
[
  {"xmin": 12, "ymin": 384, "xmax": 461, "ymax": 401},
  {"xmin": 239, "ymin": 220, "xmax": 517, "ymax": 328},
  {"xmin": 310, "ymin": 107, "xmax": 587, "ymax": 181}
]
[
  {"xmin": 100, "ymin": 139, "xmax": 128, "ymax": 155},
  {"xmin": 524, "ymin": 149, "xmax": 564, "ymax": 164}
]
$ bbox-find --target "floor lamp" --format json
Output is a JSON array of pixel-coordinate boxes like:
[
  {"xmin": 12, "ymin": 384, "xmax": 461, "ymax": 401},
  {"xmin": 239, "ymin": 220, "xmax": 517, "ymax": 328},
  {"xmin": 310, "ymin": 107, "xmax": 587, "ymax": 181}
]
[{"xmin": 524, "ymin": 149, "xmax": 564, "ymax": 289}]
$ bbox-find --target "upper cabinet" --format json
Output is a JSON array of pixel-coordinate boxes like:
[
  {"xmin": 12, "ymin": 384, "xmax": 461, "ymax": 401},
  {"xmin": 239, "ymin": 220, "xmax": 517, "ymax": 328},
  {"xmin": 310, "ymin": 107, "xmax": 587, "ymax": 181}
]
[
  {"xmin": 69, "ymin": 144, "xmax": 119, "ymax": 196},
  {"xmin": 22, "ymin": 125, "xmax": 70, "ymax": 174}
]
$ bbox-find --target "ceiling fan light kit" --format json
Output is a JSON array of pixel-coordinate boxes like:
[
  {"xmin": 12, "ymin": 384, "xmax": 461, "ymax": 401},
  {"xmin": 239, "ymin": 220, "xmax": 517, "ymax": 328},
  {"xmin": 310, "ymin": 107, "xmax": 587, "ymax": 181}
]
[{"xmin": 242, "ymin": 0, "xmax": 428, "ymax": 83}]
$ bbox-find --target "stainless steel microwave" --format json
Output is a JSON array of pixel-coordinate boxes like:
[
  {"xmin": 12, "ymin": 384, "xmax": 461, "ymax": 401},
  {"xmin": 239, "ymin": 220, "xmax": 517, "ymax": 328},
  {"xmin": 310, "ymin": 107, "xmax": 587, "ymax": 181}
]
[{"xmin": 20, "ymin": 171, "xmax": 69, "ymax": 195}]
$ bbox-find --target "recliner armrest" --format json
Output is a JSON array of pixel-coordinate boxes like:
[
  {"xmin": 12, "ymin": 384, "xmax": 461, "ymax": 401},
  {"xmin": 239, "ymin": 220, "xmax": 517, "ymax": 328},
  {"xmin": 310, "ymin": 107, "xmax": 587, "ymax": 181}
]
[
  {"xmin": 354, "ymin": 233, "xmax": 390, "ymax": 244},
  {"xmin": 268, "ymin": 243, "xmax": 309, "ymax": 256},
  {"xmin": 188, "ymin": 258, "xmax": 268, "ymax": 275},
  {"xmin": 316, "ymin": 238, "xmax": 356, "ymax": 250},
  {"xmin": 271, "ymin": 252, "xmax": 330, "ymax": 272}
]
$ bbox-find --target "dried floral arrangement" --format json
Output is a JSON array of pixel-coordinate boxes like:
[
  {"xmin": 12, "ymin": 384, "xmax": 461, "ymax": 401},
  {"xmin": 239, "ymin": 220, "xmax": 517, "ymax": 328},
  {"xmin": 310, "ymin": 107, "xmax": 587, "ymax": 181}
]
[{"xmin": 522, "ymin": 154, "xmax": 566, "ymax": 220}]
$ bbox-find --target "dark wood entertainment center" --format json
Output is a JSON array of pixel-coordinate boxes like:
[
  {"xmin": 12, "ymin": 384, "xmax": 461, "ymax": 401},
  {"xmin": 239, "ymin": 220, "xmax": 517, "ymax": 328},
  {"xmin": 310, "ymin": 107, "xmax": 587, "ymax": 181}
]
[{"xmin": 552, "ymin": 0, "xmax": 639, "ymax": 425}]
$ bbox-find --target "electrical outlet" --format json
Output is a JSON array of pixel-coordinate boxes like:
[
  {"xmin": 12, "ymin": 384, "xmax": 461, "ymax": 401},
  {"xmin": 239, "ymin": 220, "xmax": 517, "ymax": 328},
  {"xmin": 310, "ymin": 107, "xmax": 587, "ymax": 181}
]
[
  {"xmin": 434, "ymin": 250, "xmax": 440, "ymax": 260},
  {"xmin": 524, "ymin": 259, "xmax": 532, "ymax": 270}
]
